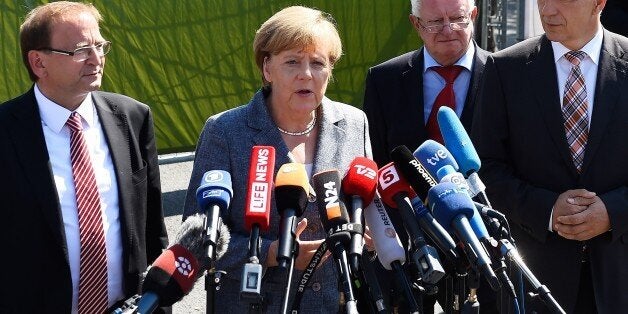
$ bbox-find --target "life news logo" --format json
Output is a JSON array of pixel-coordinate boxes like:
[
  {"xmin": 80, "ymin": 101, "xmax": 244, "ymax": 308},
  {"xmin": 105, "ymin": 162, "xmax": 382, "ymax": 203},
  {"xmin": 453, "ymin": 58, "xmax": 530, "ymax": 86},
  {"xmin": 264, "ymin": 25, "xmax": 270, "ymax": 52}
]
[
  {"xmin": 174, "ymin": 255, "xmax": 194, "ymax": 276},
  {"xmin": 248, "ymin": 148, "xmax": 271, "ymax": 213}
]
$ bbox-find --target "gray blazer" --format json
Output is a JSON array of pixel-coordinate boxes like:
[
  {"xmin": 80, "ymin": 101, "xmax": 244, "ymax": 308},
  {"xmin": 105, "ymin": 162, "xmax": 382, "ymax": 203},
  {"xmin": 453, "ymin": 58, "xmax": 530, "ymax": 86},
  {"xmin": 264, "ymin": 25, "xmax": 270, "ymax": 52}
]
[{"xmin": 183, "ymin": 90, "xmax": 372, "ymax": 313}]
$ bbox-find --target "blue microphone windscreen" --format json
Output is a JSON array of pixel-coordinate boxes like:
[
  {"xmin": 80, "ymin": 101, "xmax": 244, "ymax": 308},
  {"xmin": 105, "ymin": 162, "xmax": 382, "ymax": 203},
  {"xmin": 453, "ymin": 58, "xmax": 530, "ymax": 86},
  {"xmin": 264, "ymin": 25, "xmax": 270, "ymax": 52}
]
[
  {"xmin": 428, "ymin": 182, "xmax": 475, "ymax": 233},
  {"xmin": 436, "ymin": 165, "xmax": 456, "ymax": 181},
  {"xmin": 469, "ymin": 209, "xmax": 490, "ymax": 239},
  {"xmin": 196, "ymin": 170, "xmax": 233, "ymax": 210},
  {"xmin": 437, "ymin": 107, "xmax": 481, "ymax": 176},
  {"xmin": 414, "ymin": 140, "xmax": 459, "ymax": 178}
]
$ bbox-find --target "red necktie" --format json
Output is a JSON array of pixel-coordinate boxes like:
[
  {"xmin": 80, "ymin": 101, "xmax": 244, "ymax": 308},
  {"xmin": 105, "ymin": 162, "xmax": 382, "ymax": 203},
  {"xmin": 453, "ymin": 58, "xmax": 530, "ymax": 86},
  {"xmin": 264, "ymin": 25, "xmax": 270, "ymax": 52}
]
[
  {"xmin": 562, "ymin": 51, "xmax": 589, "ymax": 172},
  {"xmin": 67, "ymin": 112, "xmax": 109, "ymax": 313},
  {"xmin": 426, "ymin": 65, "xmax": 464, "ymax": 143}
]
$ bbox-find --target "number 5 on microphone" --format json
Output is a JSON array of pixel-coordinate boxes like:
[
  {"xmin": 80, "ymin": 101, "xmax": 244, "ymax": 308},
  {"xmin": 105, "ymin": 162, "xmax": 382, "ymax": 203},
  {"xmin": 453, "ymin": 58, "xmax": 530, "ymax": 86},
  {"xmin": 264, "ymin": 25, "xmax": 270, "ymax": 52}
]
[{"xmin": 378, "ymin": 163, "xmax": 400, "ymax": 190}]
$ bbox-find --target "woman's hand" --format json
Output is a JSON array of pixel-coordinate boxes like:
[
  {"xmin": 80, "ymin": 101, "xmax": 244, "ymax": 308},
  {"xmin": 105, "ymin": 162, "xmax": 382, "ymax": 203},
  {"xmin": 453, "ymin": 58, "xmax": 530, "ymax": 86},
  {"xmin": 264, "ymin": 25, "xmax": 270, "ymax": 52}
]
[{"xmin": 265, "ymin": 218, "xmax": 330, "ymax": 270}]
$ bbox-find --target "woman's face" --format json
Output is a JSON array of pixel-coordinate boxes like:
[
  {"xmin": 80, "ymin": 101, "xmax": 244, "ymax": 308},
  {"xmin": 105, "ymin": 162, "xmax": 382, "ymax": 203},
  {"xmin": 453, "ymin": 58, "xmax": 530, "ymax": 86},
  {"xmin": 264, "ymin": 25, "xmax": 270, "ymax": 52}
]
[{"xmin": 263, "ymin": 42, "xmax": 332, "ymax": 115}]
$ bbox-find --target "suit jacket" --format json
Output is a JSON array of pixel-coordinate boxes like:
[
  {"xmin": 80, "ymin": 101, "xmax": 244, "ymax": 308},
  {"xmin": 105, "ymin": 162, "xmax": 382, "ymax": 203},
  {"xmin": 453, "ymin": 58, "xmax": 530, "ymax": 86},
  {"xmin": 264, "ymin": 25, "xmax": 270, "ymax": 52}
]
[
  {"xmin": 0, "ymin": 88, "xmax": 169, "ymax": 313},
  {"xmin": 183, "ymin": 89, "xmax": 372, "ymax": 313},
  {"xmin": 472, "ymin": 31, "xmax": 628, "ymax": 313},
  {"xmin": 363, "ymin": 42, "xmax": 490, "ymax": 167}
]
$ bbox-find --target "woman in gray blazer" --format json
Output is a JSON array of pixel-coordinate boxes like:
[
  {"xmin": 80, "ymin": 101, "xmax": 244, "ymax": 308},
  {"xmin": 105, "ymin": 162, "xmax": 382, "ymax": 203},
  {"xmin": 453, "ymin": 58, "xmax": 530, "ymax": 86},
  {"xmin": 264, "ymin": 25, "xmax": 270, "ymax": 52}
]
[{"xmin": 183, "ymin": 6, "xmax": 372, "ymax": 313}]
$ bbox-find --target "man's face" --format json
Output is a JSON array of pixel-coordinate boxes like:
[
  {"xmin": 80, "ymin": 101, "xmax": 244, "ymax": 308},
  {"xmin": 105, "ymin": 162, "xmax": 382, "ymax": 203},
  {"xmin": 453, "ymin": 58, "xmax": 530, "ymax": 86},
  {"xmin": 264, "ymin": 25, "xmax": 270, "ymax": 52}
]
[
  {"xmin": 410, "ymin": 0, "xmax": 476, "ymax": 66},
  {"xmin": 35, "ymin": 12, "xmax": 106, "ymax": 109},
  {"xmin": 538, "ymin": 0, "xmax": 605, "ymax": 50}
]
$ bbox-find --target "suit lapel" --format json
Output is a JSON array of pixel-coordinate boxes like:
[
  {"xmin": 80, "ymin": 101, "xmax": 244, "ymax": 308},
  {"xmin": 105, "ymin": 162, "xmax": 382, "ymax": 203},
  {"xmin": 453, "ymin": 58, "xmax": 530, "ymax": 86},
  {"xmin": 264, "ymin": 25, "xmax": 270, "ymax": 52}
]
[
  {"xmin": 246, "ymin": 91, "xmax": 292, "ymax": 167},
  {"xmin": 8, "ymin": 88, "xmax": 67, "ymax": 253},
  {"xmin": 401, "ymin": 50, "xmax": 428, "ymax": 141},
  {"xmin": 92, "ymin": 92, "xmax": 135, "ymax": 258},
  {"xmin": 528, "ymin": 36, "xmax": 577, "ymax": 174},
  {"xmin": 581, "ymin": 31, "xmax": 627, "ymax": 173},
  {"xmin": 312, "ymin": 97, "xmax": 346, "ymax": 175},
  {"xmin": 461, "ymin": 43, "xmax": 489, "ymax": 129}
]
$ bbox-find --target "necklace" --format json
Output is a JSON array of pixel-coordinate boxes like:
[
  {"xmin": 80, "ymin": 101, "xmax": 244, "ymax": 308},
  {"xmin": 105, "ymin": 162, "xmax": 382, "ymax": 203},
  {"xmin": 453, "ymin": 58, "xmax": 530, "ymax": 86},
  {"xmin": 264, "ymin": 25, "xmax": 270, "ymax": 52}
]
[{"xmin": 277, "ymin": 115, "xmax": 317, "ymax": 136}]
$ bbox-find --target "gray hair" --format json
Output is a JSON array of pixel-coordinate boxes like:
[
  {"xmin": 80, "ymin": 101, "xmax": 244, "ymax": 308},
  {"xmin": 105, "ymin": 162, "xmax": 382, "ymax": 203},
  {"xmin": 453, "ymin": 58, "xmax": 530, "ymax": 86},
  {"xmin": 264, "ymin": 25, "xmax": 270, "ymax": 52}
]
[{"xmin": 411, "ymin": 0, "xmax": 476, "ymax": 17}]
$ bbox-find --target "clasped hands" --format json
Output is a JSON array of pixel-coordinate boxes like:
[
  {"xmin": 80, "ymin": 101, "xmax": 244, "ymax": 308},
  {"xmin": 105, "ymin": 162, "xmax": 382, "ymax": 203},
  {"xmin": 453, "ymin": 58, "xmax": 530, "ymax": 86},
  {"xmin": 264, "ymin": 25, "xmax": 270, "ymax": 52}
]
[{"xmin": 552, "ymin": 189, "xmax": 611, "ymax": 241}]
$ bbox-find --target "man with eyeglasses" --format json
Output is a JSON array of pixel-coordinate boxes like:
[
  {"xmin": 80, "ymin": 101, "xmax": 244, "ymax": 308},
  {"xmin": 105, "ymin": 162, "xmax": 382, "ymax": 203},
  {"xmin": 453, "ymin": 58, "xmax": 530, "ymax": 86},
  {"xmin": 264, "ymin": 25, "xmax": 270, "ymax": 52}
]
[
  {"xmin": 0, "ymin": 2, "xmax": 168, "ymax": 313},
  {"xmin": 362, "ymin": 0, "xmax": 493, "ymax": 313}
]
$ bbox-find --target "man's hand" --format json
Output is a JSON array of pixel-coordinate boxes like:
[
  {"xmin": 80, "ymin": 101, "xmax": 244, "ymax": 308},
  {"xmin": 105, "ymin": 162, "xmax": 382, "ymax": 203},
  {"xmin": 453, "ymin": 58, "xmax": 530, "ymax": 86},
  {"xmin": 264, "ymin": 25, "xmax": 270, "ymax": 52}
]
[
  {"xmin": 555, "ymin": 196, "xmax": 611, "ymax": 241},
  {"xmin": 552, "ymin": 189, "xmax": 596, "ymax": 229}
]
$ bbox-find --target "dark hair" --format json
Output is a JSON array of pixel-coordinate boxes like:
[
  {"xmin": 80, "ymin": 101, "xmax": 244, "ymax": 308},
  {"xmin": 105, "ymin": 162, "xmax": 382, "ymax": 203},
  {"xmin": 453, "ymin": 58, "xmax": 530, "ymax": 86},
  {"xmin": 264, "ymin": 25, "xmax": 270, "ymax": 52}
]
[{"xmin": 19, "ymin": 1, "xmax": 102, "ymax": 81}]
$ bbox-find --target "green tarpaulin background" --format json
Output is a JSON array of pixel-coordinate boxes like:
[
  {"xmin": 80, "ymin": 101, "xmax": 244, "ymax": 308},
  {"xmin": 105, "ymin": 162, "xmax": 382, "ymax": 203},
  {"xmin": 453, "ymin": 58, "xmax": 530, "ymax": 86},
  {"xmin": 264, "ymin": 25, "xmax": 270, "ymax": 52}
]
[{"xmin": 1, "ymin": 1, "xmax": 421, "ymax": 153}]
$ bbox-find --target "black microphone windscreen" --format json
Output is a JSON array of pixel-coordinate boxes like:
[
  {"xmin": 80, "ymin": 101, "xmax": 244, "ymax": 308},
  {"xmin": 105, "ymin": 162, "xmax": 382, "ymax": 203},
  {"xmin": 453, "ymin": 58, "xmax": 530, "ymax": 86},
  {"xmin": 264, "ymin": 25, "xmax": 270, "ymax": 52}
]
[{"xmin": 176, "ymin": 213, "xmax": 231, "ymax": 272}]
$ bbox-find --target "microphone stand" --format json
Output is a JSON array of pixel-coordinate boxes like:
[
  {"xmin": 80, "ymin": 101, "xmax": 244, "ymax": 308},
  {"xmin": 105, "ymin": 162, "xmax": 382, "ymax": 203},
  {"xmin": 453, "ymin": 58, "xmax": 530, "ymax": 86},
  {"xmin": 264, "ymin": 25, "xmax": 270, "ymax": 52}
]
[
  {"xmin": 280, "ymin": 241, "xmax": 298, "ymax": 314},
  {"xmin": 499, "ymin": 240, "xmax": 566, "ymax": 314},
  {"xmin": 332, "ymin": 244, "xmax": 358, "ymax": 314},
  {"xmin": 241, "ymin": 225, "xmax": 264, "ymax": 313},
  {"xmin": 204, "ymin": 215, "xmax": 225, "ymax": 314}
]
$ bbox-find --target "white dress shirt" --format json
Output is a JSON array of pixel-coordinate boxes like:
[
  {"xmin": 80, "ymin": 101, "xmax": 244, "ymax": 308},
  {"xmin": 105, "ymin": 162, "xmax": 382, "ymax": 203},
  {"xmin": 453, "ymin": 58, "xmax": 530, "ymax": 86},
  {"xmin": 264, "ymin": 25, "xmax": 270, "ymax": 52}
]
[
  {"xmin": 422, "ymin": 42, "xmax": 476, "ymax": 123},
  {"xmin": 547, "ymin": 27, "xmax": 603, "ymax": 231},
  {"xmin": 35, "ymin": 84, "xmax": 124, "ymax": 313}
]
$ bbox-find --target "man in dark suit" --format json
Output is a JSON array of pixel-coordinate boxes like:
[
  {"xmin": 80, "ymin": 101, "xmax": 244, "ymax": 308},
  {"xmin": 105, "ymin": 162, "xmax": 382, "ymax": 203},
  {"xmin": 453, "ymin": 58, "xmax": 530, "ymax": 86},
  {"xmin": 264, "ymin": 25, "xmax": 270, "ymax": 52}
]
[
  {"xmin": 0, "ymin": 2, "xmax": 168, "ymax": 313},
  {"xmin": 363, "ymin": 0, "xmax": 492, "ymax": 313},
  {"xmin": 473, "ymin": 0, "xmax": 628, "ymax": 313},
  {"xmin": 364, "ymin": 0, "xmax": 490, "ymax": 166}
]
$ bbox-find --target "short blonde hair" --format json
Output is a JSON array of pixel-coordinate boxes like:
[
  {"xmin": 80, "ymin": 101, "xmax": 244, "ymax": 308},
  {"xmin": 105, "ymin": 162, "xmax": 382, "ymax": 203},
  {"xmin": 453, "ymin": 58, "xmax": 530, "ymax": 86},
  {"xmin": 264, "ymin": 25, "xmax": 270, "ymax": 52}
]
[
  {"xmin": 253, "ymin": 6, "xmax": 342, "ymax": 85},
  {"xmin": 20, "ymin": 1, "xmax": 102, "ymax": 81}
]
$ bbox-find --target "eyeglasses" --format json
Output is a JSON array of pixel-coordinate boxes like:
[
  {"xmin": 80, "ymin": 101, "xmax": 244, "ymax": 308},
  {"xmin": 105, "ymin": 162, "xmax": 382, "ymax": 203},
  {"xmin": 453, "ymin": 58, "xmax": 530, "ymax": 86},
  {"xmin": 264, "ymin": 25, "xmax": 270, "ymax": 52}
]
[
  {"xmin": 40, "ymin": 41, "xmax": 111, "ymax": 62},
  {"xmin": 416, "ymin": 14, "xmax": 471, "ymax": 33}
]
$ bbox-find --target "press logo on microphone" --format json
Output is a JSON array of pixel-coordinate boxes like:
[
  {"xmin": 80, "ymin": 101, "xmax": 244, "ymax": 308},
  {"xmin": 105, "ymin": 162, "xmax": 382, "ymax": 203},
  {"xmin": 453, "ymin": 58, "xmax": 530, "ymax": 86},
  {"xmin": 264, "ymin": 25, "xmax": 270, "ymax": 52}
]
[
  {"xmin": 203, "ymin": 170, "xmax": 223, "ymax": 183},
  {"xmin": 425, "ymin": 149, "xmax": 449, "ymax": 166},
  {"xmin": 175, "ymin": 256, "xmax": 194, "ymax": 276},
  {"xmin": 409, "ymin": 159, "xmax": 438, "ymax": 187},
  {"xmin": 323, "ymin": 181, "xmax": 341, "ymax": 220},
  {"xmin": 378, "ymin": 164, "xmax": 400, "ymax": 190},
  {"xmin": 248, "ymin": 148, "xmax": 272, "ymax": 213},
  {"xmin": 353, "ymin": 164, "xmax": 376, "ymax": 179}
]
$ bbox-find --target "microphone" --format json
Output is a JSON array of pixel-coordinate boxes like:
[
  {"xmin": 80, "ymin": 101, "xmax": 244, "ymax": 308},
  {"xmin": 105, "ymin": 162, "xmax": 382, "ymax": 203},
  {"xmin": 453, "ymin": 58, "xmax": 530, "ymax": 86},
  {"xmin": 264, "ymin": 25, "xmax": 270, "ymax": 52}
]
[
  {"xmin": 428, "ymin": 182, "xmax": 500, "ymax": 291},
  {"xmin": 127, "ymin": 214, "xmax": 230, "ymax": 313},
  {"xmin": 312, "ymin": 170, "xmax": 358, "ymax": 314},
  {"xmin": 244, "ymin": 146, "xmax": 275, "ymax": 232},
  {"xmin": 363, "ymin": 194, "xmax": 405, "ymax": 271},
  {"xmin": 389, "ymin": 145, "xmax": 438, "ymax": 200},
  {"xmin": 241, "ymin": 146, "xmax": 275, "ymax": 300},
  {"xmin": 341, "ymin": 157, "xmax": 378, "ymax": 273},
  {"xmin": 413, "ymin": 140, "xmax": 460, "ymax": 179},
  {"xmin": 437, "ymin": 107, "xmax": 489, "ymax": 205},
  {"xmin": 388, "ymin": 146, "xmax": 459, "ymax": 264},
  {"xmin": 434, "ymin": 165, "xmax": 517, "ymax": 299},
  {"xmin": 377, "ymin": 162, "xmax": 445, "ymax": 285},
  {"xmin": 364, "ymin": 194, "xmax": 420, "ymax": 313},
  {"xmin": 196, "ymin": 170, "xmax": 233, "ymax": 262},
  {"xmin": 274, "ymin": 163, "xmax": 309, "ymax": 269}
]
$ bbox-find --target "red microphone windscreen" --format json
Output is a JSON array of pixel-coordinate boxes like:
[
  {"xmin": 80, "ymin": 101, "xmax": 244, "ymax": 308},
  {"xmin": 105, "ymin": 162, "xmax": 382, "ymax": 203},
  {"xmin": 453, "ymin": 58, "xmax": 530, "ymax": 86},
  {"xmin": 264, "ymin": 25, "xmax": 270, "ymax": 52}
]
[
  {"xmin": 244, "ymin": 146, "xmax": 275, "ymax": 231},
  {"xmin": 342, "ymin": 157, "xmax": 378, "ymax": 204},
  {"xmin": 141, "ymin": 244, "xmax": 199, "ymax": 305},
  {"xmin": 376, "ymin": 162, "xmax": 417, "ymax": 208}
]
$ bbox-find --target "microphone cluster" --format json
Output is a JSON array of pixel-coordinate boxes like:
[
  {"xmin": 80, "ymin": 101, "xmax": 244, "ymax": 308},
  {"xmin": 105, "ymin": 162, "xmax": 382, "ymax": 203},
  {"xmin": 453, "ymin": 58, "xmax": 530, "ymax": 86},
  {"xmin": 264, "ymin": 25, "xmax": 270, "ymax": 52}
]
[{"xmin": 114, "ymin": 106, "xmax": 565, "ymax": 313}]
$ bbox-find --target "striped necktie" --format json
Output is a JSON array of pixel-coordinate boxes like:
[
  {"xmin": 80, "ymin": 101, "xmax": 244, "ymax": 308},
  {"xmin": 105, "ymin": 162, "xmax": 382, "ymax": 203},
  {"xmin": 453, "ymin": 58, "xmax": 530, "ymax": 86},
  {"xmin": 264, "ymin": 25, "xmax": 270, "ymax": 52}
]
[
  {"xmin": 67, "ymin": 112, "xmax": 109, "ymax": 313},
  {"xmin": 562, "ymin": 51, "xmax": 589, "ymax": 172}
]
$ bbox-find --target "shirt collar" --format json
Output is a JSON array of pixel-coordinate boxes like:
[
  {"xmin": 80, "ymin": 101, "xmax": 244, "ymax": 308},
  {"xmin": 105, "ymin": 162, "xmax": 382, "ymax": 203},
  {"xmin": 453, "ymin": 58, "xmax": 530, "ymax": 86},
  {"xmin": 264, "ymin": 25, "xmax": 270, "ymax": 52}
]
[
  {"xmin": 35, "ymin": 84, "xmax": 95, "ymax": 133},
  {"xmin": 551, "ymin": 26, "xmax": 603, "ymax": 65},
  {"xmin": 423, "ymin": 41, "xmax": 475, "ymax": 73}
]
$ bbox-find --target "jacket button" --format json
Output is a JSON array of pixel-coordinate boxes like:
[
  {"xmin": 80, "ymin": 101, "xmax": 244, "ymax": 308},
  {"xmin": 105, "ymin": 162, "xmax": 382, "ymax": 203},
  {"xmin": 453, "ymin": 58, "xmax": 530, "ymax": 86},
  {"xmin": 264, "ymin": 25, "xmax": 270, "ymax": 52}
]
[{"xmin": 311, "ymin": 282, "xmax": 321, "ymax": 291}]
